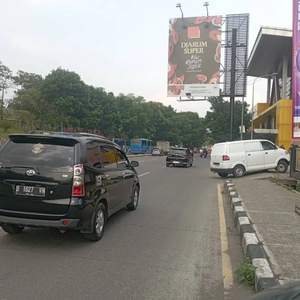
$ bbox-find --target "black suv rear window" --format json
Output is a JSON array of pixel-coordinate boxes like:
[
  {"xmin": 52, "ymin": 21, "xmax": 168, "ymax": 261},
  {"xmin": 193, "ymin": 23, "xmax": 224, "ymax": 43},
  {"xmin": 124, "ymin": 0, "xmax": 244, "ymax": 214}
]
[
  {"xmin": 0, "ymin": 137, "xmax": 75, "ymax": 171},
  {"xmin": 170, "ymin": 149, "xmax": 186, "ymax": 155}
]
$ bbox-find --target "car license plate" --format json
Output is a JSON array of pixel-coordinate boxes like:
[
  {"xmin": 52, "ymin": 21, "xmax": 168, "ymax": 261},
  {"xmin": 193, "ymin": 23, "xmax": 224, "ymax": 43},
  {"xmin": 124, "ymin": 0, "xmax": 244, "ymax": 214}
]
[
  {"xmin": 173, "ymin": 161, "xmax": 180, "ymax": 164},
  {"xmin": 15, "ymin": 185, "xmax": 46, "ymax": 197},
  {"xmin": 213, "ymin": 163, "xmax": 220, "ymax": 166}
]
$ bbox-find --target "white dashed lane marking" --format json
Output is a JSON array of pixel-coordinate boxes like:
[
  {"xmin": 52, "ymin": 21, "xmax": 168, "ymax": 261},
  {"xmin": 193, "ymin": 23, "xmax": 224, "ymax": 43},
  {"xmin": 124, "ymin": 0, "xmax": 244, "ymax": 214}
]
[{"xmin": 138, "ymin": 172, "xmax": 150, "ymax": 178}]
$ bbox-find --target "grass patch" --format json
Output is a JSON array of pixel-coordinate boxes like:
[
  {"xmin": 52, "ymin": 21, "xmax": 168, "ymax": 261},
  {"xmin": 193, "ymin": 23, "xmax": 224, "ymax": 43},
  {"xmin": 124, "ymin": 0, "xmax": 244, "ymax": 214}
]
[
  {"xmin": 0, "ymin": 128, "xmax": 26, "ymax": 137},
  {"xmin": 235, "ymin": 258, "xmax": 256, "ymax": 287}
]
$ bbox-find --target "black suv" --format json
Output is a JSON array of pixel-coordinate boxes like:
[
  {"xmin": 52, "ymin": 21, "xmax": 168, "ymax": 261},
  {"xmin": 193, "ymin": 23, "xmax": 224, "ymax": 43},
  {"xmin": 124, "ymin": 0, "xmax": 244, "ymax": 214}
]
[
  {"xmin": 166, "ymin": 147, "xmax": 193, "ymax": 168},
  {"xmin": 0, "ymin": 133, "xmax": 140, "ymax": 241}
]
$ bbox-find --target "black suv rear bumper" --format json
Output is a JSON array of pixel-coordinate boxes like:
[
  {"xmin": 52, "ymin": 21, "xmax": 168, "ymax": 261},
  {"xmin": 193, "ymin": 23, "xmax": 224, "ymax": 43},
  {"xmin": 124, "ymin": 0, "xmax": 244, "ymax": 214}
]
[
  {"xmin": 166, "ymin": 158, "xmax": 188, "ymax": 164},
  {"xmin": 0, "ymin": 215, "xmax": 80, "ymax": 229}
]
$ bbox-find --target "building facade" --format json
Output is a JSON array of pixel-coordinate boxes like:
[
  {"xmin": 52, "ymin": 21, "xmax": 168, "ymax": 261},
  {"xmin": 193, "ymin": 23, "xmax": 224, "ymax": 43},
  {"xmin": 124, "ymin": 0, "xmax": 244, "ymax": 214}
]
[{"xmin": 247, "ymin": 26, "xmax": 292, "ymax": 150}]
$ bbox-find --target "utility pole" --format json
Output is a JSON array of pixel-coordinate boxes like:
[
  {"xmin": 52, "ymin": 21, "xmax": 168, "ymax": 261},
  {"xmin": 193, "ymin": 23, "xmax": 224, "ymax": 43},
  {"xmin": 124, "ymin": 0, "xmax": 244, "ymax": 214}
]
[
  {"xmin": 229, "ymin": 29, "xmax": 237, "ymax": 141},
  {"xmin": 240, "ymin": 97, "xmax": 244, "ymax": 140},
  {"xmin": 251, "ymin": 73, "xmax": 277, "ymax": 139}
]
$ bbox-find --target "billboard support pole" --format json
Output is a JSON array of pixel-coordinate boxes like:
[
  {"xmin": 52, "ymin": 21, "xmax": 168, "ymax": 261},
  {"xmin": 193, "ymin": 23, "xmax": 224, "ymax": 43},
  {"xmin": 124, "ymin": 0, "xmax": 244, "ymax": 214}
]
[
  {"xmin": 241, "ymin": 97, "xmax": 244, "ymax": 140},
  {"xmin": 229, "ymin": 28, "xmax": 237, "ymax": 141}
]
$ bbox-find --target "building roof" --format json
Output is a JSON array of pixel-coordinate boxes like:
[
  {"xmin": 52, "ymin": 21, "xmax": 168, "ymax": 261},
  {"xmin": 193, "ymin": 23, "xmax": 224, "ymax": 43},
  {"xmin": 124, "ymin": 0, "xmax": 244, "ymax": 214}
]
[{"xmin": 247, "ymin": 26, "xmax": 292, "ymax": 77}]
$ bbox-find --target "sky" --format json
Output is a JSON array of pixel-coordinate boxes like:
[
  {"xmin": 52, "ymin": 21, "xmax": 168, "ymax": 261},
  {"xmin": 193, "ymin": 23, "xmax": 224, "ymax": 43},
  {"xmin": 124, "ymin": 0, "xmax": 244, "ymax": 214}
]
[{"xmin": 0, "ymin": 0, "xmax": 293, "ymax": 117}]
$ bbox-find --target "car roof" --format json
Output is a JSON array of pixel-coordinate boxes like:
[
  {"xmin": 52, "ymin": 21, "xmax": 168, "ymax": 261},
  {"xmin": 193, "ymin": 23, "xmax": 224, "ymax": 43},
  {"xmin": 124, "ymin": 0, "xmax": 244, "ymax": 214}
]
[
  {"xmin": 213, "ymin": 139, "xmax": 271, "ymax": 146},
  {"xmin": 8, "ymin": 133, "xmax": 121, "ymax": 149}
]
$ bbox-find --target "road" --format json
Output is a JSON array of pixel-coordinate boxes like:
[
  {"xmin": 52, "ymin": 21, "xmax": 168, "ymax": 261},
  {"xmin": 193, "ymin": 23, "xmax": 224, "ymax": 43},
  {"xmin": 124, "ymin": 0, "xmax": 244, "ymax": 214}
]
[{"xmin": 0, "ymin": 156, "xmax": 253, "ymax": 300}]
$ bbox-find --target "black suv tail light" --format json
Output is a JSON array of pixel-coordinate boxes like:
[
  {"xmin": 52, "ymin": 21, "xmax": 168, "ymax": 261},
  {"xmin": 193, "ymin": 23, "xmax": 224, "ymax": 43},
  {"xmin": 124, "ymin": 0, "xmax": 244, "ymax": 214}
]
[{"xmin": 72, "ymin": 164, "xmax": 85, "ymax": 196}]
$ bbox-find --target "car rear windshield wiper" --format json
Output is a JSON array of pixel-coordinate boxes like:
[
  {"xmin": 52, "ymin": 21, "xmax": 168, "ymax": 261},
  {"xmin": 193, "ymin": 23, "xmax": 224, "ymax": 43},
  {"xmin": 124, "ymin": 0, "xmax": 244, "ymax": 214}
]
[{"xmin": 0, "ymin": 165, "xmax": 40, "ymax": 174}]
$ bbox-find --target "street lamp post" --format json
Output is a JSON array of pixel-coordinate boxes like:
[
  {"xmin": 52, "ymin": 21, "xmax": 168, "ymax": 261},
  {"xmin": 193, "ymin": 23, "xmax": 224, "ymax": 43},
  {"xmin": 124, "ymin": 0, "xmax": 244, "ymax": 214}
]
[
  {"xmin": 251, "ymin": 73, "xmax": 277, "ymax": 140},
  {"xmin": 176, "ymin": 3, "xmax": 184, "ymax": 18}
]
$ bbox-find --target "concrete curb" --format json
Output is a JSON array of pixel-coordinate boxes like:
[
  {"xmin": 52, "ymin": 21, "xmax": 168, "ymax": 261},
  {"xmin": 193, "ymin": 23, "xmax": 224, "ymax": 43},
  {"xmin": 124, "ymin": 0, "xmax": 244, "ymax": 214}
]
[{"xmin": 223, "ymin": 180, "xmax": 279, "ymax": 293}]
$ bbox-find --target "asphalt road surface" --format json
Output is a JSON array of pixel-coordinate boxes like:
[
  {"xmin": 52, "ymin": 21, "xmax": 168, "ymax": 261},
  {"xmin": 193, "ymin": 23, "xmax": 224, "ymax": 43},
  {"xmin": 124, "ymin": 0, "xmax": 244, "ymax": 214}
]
[{"xmin": 0, "ymin": 156, "xmax": 254, "ymax": 300}]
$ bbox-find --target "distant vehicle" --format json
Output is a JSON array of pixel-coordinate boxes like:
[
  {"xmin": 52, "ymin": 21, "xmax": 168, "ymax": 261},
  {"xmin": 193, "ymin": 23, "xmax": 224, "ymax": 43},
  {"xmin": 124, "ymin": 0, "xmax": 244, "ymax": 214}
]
[
  {"xmin": 130, "ymin": 138, "xmax": 153, "ymax": 154},
  {"xmin": 28, "ymin": 130, "xmax": 55, "ymax": 135},
  {"xmin": 156, "ymin": 141, "xmax": 170, "ymax": 155},
  {"xmin": 0, "ymin": 133, "xmax": 140, "ymax": 241},
  {"xmin": 166, "ymin": 147, "xmax": 193, "ymax": 168},
  {"xmin": 210, "ymin": 139, "xmax": 290, "ymax": 178},
  {"xmin": 111, "ymin": 138, "xmax": 130, "ymax": 153},
  {"xmin": 152, "ymin": 147, "xmax": 163, "ymax": 156}
]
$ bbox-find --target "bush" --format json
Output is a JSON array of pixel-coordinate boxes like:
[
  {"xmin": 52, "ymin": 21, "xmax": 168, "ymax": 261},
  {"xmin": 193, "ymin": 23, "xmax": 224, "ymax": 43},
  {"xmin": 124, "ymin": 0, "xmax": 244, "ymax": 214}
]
[
  {"xmin": 0, "ymin": 120, "xmax": 11, "ymax": 132},
  {"xmin": 235, "ymin": 258, "xmax": 256, "ymax": 286}
]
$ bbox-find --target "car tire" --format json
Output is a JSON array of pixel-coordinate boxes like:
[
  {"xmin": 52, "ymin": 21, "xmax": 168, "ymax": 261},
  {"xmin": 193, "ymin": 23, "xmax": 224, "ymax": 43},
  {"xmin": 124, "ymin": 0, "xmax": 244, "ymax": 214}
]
[
  {"xmin": 84, "ymin": 203, "xmax": 106, "ymax": 242},
  {"xmin": 166, "ymin": 164, "xmax": 170, "ymax": 167},
  {"xmin": 218, "ymin": 172, "xmax": 228, "ymax": 178},
  {"xmin": 127, "ymin": 185, "xmax": 139, "ymax": 211},
  {"xmin": 233, "ymin": 165, "xmax": 245, "ymax": 177},
  {"xmin": 277, "ymin": 160, "xmax": 288, "ymax": 173},
  {"xmin": 2, "ymin": 224, "xmax": 24, "ymax": 234}
]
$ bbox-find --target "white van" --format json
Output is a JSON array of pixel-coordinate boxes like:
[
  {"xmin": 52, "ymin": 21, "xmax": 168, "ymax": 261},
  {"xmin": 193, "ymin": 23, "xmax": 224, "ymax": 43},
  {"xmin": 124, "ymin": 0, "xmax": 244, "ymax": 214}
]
[{"xmin": 210, "ymin": 139, "xmax": 290, "ymax": 178}]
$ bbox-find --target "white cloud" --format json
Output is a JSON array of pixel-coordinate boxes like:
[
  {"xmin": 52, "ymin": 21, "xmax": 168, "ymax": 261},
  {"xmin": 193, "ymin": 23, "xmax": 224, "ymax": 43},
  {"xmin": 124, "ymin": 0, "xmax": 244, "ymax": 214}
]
[
  {"xmin": 28, "ymin": 0, "xmax": 82, "ymax": 8},
  {"xmin": 10, "ymin": 35, "xmax": 48, "ymax": 53}
]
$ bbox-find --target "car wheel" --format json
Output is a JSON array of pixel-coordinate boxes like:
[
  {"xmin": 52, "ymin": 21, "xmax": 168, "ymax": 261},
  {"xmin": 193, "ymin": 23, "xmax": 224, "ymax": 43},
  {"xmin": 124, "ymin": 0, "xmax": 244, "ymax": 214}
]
[
  {"xmin": 218, "ymin": 172, "xmax": 228, "ymax": 178},
  {"xmin": 233, "ymin": 165, "xmax": 245, "ymax": 178},
  {"xmin": 277, "ymin": 160, "xmax": 288, "ymax": 173},
  {"xmin": 166, "ymin": 164, "xmax": 170, "ymax": 167},
  {"xmin": 84, "ymin": 203, "xmax": 106, "ymax": 242},
  {"xmin": 2, "ymin": 224, "xmax": 24, "ymax": 234},
  {"xmin": 127, "ymin": 185, "xmax": 139, "ymax": 211}
]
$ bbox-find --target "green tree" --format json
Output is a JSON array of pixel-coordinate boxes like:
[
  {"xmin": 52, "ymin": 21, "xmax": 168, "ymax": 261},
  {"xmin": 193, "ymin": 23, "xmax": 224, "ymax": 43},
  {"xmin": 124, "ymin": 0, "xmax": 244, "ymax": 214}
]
[
  {"xmin": 0, "ymin": 62, "xmax": 14, "ymax": 120},
  {"xmin": 204, "ymin": 97, "xmax": 251, "ymax": 143},
  {"xmin": 1, "ymin": 62, "xmax": 210, "ymax": 145},
  {"xmin": 10, "ymin": 71, "xmax": 44, "ymax": 125},
  {"xmin": 40, "ymin": 68, "xmax": 88, "ymax": 130}
]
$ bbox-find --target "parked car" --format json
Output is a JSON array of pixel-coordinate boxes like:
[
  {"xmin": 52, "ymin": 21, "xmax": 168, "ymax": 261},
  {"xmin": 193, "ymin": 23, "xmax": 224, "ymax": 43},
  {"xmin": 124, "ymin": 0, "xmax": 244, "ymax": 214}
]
[
  {"xmin": 166, "ymin": 147, "xmax": 193, "ymax": 168},
  {"xmin": 0, "ymin": 133, "xmax": 140, "ymax": 241},
  {"xmin": 152, "ymin": 147, "xmax": 163, "ymax": 156},
  {"xmin": 210, "ymin": 139, "xmax": 290, "ymax": 178}
]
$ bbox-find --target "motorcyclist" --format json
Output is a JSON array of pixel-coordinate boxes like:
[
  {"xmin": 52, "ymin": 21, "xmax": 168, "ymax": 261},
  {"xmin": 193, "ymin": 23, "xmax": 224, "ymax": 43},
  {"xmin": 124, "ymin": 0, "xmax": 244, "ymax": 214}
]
[
  {"xmin": 199, "ymin": 148, "xmax": 204, "ymax": 157},
  {"xmin": 203, "ymin": 148, "xmax": 208, "ymax": 158}
]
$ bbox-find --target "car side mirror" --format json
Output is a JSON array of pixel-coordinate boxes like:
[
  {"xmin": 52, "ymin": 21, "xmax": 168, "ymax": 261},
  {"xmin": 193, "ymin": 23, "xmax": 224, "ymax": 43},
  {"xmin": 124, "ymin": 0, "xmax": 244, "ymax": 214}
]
[{"xmin": 130, "ymin": 161, "xmax": 139, "ymax": 168}]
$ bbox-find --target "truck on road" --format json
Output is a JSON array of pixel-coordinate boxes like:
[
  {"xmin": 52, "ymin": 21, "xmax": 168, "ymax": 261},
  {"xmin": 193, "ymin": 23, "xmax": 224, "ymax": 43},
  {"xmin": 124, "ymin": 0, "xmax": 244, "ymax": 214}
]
[{"xmin": 156, "ymin": 141, "xmax": 170, "ymax": 155}]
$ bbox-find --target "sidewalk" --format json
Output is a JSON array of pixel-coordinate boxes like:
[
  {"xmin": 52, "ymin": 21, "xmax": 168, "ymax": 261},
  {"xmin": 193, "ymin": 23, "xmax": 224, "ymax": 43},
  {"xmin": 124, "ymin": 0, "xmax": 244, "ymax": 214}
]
[{"xmin": 234, "ymin": 174, "xmax": 300, "ymax": 284}]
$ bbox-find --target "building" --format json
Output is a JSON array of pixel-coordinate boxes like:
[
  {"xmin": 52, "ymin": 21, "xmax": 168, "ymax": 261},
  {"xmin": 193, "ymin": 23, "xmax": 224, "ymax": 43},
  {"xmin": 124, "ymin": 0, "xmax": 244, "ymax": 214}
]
[{"xmin": 246, "ymin": 26, "xmax": 292, "ymax": 150}]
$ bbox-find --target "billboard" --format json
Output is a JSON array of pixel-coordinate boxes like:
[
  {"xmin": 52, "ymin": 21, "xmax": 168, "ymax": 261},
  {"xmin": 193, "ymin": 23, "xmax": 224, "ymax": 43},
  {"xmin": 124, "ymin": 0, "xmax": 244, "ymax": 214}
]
[
  {"xmin": 168, "ymin": 16, "xmax": 222, "ymax": 97},
  {"xmin": 293, "ymin": 0, "xmax": 300, "ymax": 138}
]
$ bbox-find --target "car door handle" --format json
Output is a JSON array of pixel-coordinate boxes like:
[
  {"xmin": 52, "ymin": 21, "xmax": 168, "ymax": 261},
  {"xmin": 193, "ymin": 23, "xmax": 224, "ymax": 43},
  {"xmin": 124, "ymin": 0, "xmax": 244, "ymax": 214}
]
[
  {"xmin": 265, "ymin": 152, "xmax": 268, "ymax": 154},
  {"xmin": 248, "ymin": 154, "xmax": 251, "ymax": 156}
]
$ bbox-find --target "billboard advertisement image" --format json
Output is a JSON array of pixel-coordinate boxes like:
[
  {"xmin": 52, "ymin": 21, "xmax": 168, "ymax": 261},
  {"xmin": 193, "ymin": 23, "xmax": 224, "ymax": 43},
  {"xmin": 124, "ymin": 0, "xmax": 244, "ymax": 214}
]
[
  {"xmin": 293, "ymin": 0, "xmax": 300, "ymax": 138},
  {"xmin": 168, "ymin": 16, "xmax": 222, "ymax": 97}
]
